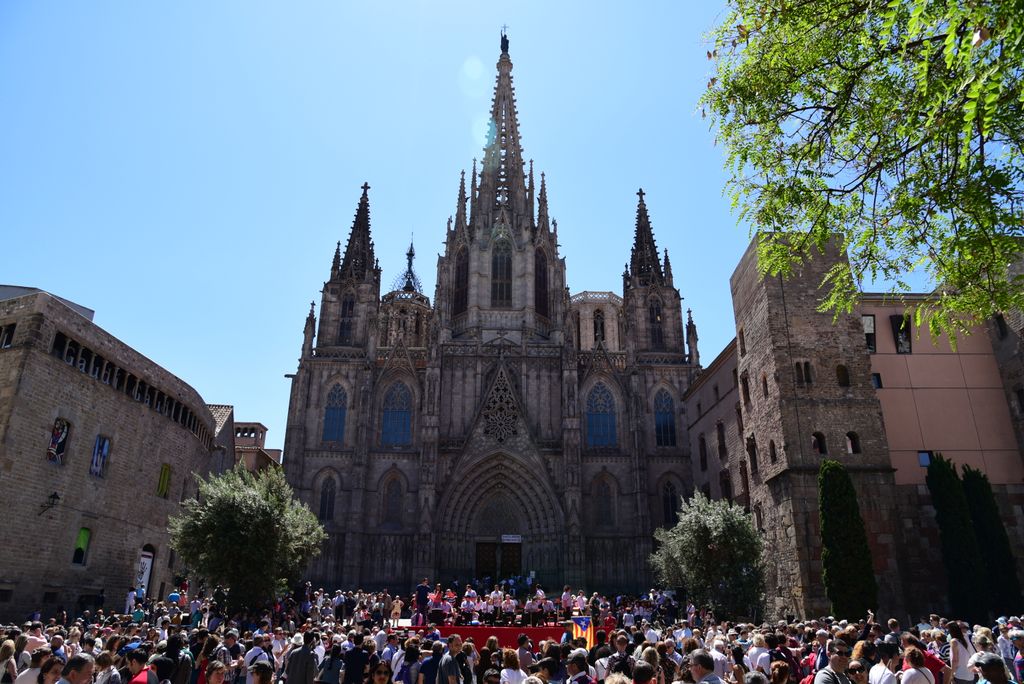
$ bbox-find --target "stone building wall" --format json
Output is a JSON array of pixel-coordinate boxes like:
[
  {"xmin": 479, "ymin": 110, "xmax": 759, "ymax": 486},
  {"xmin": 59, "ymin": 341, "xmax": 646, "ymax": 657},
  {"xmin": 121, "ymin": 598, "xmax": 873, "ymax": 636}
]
[{"xmin": 0, "ymin": 292, "xmax": 218, "ymax": 621}]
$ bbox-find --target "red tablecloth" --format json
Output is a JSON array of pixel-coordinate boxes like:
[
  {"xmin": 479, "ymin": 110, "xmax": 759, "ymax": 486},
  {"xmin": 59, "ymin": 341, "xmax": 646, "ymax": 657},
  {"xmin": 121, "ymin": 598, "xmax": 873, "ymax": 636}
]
[{"xmin": 437, "ymin": 625, "xmax": 564, "ymax": 649}]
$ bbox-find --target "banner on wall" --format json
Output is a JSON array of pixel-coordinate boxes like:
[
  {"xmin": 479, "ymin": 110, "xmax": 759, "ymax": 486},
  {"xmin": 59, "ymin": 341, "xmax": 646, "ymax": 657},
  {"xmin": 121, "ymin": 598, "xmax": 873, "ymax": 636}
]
[{"xmin": 135, "ymin": 550, "xmax": 154, "ymax": 598}]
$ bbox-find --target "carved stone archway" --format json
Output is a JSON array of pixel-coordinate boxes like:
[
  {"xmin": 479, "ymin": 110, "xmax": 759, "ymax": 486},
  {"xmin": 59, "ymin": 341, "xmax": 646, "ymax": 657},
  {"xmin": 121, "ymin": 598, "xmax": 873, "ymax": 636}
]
[{"xmin": 434, "ymin": 452, "xmax": 565, "ymax": 586}]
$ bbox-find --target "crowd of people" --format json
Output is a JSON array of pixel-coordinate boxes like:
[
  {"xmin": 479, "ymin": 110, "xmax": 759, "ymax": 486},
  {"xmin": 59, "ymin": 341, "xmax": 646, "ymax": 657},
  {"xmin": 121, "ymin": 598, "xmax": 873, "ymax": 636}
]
[{"xmin": 3, "ymin": 580, "xmax": 1024, "ymax": 684}]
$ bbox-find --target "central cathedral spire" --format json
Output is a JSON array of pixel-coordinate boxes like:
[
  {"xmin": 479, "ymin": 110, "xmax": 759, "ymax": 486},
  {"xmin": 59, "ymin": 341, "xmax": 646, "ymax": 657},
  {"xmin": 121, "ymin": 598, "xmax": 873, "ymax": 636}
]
[{"xmin": 474, "ymin": 30, "xmax": 529, "ymax": 224}]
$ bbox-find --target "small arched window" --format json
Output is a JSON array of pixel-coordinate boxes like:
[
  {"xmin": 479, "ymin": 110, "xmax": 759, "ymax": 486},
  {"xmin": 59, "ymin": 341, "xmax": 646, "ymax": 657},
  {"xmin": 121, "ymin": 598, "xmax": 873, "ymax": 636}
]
[
  {"xmin": 649, "ymin": 298, "xmax": 665, "ymax": 350},
  {"xmin": 812, "ymin": 432, "xmax": 828, "ymax": 455},
  {"xmin": 698, "ymin": 434, "xmax": 708, "ymax": 471},
  {"xmin": 654, "ymin": 389, "xmax": 676, "ymax": 447},
  {"xmin": 836, "ymin": 365, "xmax": 851, "ymax": 387},
  {"xmin": 585, "ymin": 383, "xmax": 617, "ymax": 447},
  {"xmin": 662, "ymin": 481, "xmax": 679, "ymax": 527},
  {"xmin": 491, "ymin": 240, "xmax": 513, "ymax": 308},
  {"xmin": 453, "ymin": 248, "xmax": 469, "ymax": 316},
  {"xmin": 593, "ymin": 309, "xmax": 605, "ymax": 344},
  {"xmin": 717, "ymin": 421, "xmax": 727, "ymax": 458},
  {"xmin": 338, "ymin": 293, "xmax": 356, "ymax": 345},
  {"xmin": 381, "ymin": 383, "xmax": 413, "ymax": 447},
  {"xmin": 846, "ymin": 431, "xmax": 862, "ymax": 454},
  {"xmin": 534, "ymin": 250, "xmax": 549, "ymax": 318},
  {"xmin": 322, "ymin": 384, "xmax": 347, "ymax": 442},
  {"xmin": 762, "ymin": 373, "xmax": 769, "ymax": 398},
  {"xmin": 769, "ymin": 439, "xmax": 778, "ymax": 463},
  {"xmin": 319, "ymin": 478, "xmax": 336, "ymax": 522},
  {"xmin": 383, "ymin": 478, "xmax": 403, "ymax": 525},
  {"xmin": 746, "ymin": 435, "xmax": 759, "ymax": 472},
  {"xmin": 735, "ymin": 402, "xmax": 744, "ymax": 436}
]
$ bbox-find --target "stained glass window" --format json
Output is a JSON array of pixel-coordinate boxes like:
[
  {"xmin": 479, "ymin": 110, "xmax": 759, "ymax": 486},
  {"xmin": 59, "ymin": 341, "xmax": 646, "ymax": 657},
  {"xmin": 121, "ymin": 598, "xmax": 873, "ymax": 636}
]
[
  {"xmin": 47, "ymin": 418, "xmax": 70, "ymax": 465},
  {"xmin": 491, "ymin": 240, "xmax": 512, "ymax": 308},
  {"xmin": 322, "ymin": 384, "xmax": 347, "ymax": 443},
  {"xmin": 654, "ymin": 390, "xmax": 676, "ymax": 446},
  {"xmin": 534, "ymin": 250, "xmax": 548, "ymax": 317},
  {"xmin": 585, "ymin": 382, "xmax": 616, "ymax": 447},
  {"xmin": 319, "ymin": 478, "xmax": 336, "ymax": 521},
  {"xmin": 381, "ymin": 383, "xmax": 413, "ymax": 446},
  {"xmin": 453, "ymin": 249, "xmax": 469, "ymax": 316}
]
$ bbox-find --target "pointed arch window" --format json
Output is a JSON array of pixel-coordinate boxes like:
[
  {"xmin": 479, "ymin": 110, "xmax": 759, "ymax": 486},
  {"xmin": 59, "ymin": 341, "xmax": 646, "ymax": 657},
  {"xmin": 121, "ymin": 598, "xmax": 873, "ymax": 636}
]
[
  {"xmin": 453, "ymin": 248, "xmax": 469, "ymax": 317},
  {"xmin": 534, "ymin": 250, "xmax": 549, "ymax": 318},
  {"xmin": 836, "ymin": 364, "xmax": 851, "ymax": 387},
  {"xmin": 319, "ymin": 478, "xmax": 336, "ymax": 522},
  {"xmin": 654, "ymin": 389, "xmax": 676, "ymax": 446},
  {"xmin": 662, "ymin": 481, "xmax": 679, "ymax": 527},
  {"xmin": 593, "ymin": 309, "xmax": 605, "ymax": 344},
  {"xmin": 491, "ymin": 240, "xmax": 513, "ymax": 308},
  {"xmin": 812, "ymin": 431, "xmax": 828, "ymax": 455},
  {"xmin": 383, "ymin": 478, "xmax": 403, "ymax": 526},
  {"xmin": 746, "ymin": 434, "xmax": 759, "ymax": 473},
  {"xmin": 322, "ymin": 384, "xmax": 347, "ymax": 443},
  {"xmin": 338, "ymin": 293, "xmax": 356, "ymax": 345},
  {"xmin": 698, "ymin": 434, "xmax": 708, "ymax": 470},
  {"xmin": 649, "ymin": 297, "xmax": 665, "ymax": 350},
  {"xmin": 381, "ymin": 382, "xmax": 413, "ymax": 447},
  {"xmin": 585, "ymin": 382, "xmax": 617, "ymax": 447}
]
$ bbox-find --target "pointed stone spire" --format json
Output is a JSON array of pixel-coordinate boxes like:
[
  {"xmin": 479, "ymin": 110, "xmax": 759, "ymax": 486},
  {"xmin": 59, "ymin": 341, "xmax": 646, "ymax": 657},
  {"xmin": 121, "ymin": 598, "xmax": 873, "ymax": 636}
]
[
  {"xmin": 475, "ymin": 31, "xmax": 529, "ymax": 220},
  {"xmin": 339, "ymin": 182, "xmax": 376, "ymax": 282},
  {"xmin": 454, "ymin": 170, "xmax": 468, "ymax": 233},
  {"xmin": 663, "ymin": 248, "xmax": 674, "ymax": 285},
  {"xmin": 331, "ymin": 241, "xmax": 341, "ymax": 278},
  {"xmin": 469, "ymin": 158, "xmax": 478, "ymax": 227},
  {"xmin": 398, "ymin": 237, "xmax": 422, "ymax": 293},
  {"xmin": 686, "ymin": 308, "xmax": 700, "ymax": 366},
  {"xmin": 302, "ymin": 301, "xmax": 316, "ymax": 357},
  {"xmin": 536, "ymin": 171, "xmax": 549, "ymax": 232},
  {"xmin": 528, "ymin": 159, "xmax": 535, "ymax": 225},
  {"xmin": 629, "ymin": 188, "xmax": 664, "ymax": 287}
]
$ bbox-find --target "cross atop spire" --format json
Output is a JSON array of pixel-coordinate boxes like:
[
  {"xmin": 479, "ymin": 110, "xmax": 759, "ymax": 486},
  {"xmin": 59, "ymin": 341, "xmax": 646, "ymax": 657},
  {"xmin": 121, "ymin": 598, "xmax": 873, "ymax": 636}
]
[
  {"xmin": 629, "ymin": 187, "xmax": 665, "ymax": 287},
  {"xmin": 338, "ymin": 182, "xmax": 376, "ymax": 282}
]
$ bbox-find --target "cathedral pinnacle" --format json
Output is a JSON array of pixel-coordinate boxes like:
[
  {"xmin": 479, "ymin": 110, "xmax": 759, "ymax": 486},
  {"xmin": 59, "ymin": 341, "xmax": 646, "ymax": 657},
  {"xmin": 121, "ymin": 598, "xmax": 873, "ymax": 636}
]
[
  {"xmin": 629, "ymin": 187, "xmax": 665, "ymax": 287},
  {"xmin": 338, "ymin": 182, "xmax": 376, "ymax": 282},
  {"xmin": 392, "ymin": 237, "xmax": 423, "ymax": 293},
  {"xmin": 455, "ymin": 170, "xmax": 468, "ymax": 232},
  {"xmin": 331, "ymin": 240, "xmax": 341, "ymax": 278}
]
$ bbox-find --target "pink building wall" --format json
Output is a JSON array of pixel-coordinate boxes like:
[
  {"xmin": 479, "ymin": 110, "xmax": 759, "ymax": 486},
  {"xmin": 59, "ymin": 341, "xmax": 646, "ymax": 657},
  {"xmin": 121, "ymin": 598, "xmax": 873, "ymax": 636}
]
[{"xmin": 862, "ymin": 297, "xmax": 1022, "ymax": 485}]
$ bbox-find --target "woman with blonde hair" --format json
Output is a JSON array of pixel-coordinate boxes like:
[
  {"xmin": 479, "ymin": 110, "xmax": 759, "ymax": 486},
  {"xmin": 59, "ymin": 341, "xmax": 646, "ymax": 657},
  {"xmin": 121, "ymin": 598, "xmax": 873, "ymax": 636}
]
[{"xmin": 1, "ymin": 642, "xmax": 17, "ymax": 684}]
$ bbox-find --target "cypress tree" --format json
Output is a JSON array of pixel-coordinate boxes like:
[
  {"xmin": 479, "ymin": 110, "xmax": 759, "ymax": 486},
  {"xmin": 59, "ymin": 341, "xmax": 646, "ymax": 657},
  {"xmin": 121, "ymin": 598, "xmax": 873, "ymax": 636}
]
[
  {"xmin": 925, "ymin": 454, "xmax": 987, "ymax": 622},
  {"xmin": 961, "ymin": 465, "xmax": 1023, "ymax": 613},
  {"xmin": 818, "ymin": 459, "xmax": 878, "ymax": 616}
]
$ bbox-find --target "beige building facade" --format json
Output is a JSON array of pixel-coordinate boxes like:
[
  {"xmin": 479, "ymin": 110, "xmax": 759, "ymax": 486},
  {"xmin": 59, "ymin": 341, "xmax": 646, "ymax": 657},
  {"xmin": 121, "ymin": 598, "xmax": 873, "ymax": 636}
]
[{"xmin": 0, "ymin": 288, "xmax": 224, "ymax": 621}]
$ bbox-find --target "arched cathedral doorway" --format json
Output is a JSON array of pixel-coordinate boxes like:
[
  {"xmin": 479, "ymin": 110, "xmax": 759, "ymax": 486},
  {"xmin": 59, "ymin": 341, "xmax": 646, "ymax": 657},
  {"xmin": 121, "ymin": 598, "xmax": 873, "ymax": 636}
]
[{"xmin": 435, "ymin": 452, "xmax": 565, "ymax": 587}]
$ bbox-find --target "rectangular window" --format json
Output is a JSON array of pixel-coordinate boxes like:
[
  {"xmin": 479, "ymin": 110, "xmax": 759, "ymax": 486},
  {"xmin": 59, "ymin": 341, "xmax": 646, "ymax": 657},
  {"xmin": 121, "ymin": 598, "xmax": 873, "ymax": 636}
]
[
  {"xmin": 72, "ymin": 527, "xmax": 91, "ymax": 565},
  {"xmin": 890, "ymin": 314, "xmax": 912, "ymax": 354},
  {"xmin": 47, "ymin": 418, "xmax": 71, "ymax": 465},
  {"xmin": 862, "ymin": 315, "xmax": 876, "ymax": 353},
  {"xmin": 918, "ymin": 450, "xmax": 933, "ymax": 467},
  {"xmin": 157, "ymin": 463, "xmax": 172, "ymax": 498},
  {"xmin": 871, "ymin": 373, "xmax": 883, "ymax": 389},
  {"xmin": 0, "ymin": 323, "xmax": 15, "ymax": 348},
  {"xmin": 90, "ymin": 435, "xmax": 111, "ymax": 478}
]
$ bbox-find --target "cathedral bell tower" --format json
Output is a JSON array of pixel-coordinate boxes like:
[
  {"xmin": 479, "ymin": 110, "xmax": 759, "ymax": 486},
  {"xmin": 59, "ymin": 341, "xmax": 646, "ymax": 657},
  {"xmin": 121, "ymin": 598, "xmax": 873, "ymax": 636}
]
[
  {"xmin": 622, "ymin": 189, "xmax": 685, "ymax": 355},
  {"xmin": 317, "ymin": 183, "xmax": 382, "ymax": 352},
  {"xmin": 433, "ymin": 31, "xmax": 568, "ymax": 345}
]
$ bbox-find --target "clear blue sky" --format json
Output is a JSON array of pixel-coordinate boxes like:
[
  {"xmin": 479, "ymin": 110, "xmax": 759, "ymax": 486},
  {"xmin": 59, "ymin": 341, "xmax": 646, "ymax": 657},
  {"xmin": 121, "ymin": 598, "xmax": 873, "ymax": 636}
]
[{"xmin": 2, "ymin": 1, "xmax": 750, "ymax": 450}]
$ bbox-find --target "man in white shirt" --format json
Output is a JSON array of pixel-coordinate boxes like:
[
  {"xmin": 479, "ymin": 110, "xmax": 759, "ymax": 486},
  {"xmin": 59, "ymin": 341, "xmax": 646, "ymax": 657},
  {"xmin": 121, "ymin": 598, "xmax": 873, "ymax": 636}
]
[
  {"xmin": 710, "ymin": 640, "xmax": 731, "ymax": 680},
  {"xmin": 644, "ymin": 622, "xmax": 659, "ymax": 644},
  {"xmin": 244, "ymin": 635, "xmax": 274, "ymax": 684}
]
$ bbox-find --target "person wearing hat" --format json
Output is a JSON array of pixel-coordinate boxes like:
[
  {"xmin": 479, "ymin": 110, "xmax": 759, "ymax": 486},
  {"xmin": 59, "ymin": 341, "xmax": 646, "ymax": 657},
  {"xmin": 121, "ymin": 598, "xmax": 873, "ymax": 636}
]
[{"xmin": 285, "ymin": 632, "xmax": 317, "ymax": 684}]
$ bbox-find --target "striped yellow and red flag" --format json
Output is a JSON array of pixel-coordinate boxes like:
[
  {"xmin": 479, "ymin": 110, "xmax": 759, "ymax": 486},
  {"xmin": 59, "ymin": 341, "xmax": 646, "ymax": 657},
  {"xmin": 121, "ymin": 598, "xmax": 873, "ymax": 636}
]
[{"xmin": 571, "ymin": 616, "xmax": 595, "ymax": 649}]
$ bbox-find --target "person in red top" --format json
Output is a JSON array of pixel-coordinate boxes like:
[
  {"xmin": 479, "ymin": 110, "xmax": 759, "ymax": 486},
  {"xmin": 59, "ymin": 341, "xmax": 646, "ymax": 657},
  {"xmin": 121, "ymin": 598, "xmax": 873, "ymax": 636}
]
[{"xmin": 125, "ymin": 650, "xmax": 157, "ymax": 684}]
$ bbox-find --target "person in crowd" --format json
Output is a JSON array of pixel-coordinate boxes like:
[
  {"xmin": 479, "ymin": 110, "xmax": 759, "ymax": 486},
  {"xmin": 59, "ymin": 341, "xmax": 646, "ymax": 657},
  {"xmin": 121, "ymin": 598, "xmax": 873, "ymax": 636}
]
[
  {"xmin": 2, "ymin": 641, "xmax": 19, "ymax": 684},
  {"xmin": 811, "ymin": 641, "xmax": 850, "ymax": 684},
  {"xmin": 769, "ymin": 661, "xmax": 789, "ymax": 684},
  {"xmin": 688, "ymin": 650, "xmax": 723, "ymax": 684},
  {"xmin": 287, "ymin": 632, "xmax": 318, "ymax": 684},
  {"xmin": 92, "ymin": 652, "xmax": 120, "ymax": 684},
  {"xmin": 368, "ymin": 662, "xmax": 393, "ymax": 684},
  {"xmin": 35, "ymin": 656, "xmax": 62, "ymax": 684},
  {"xmin": 973, "ymin": 653, "xmax": 1009, "ymax": 684},
  {"xmin": 206, "ymin": 661, "xmax": 228, "ymax": 684},
  {"xmin": 902, "ymin": 649, "xmax": 935, "ymax": 684},
  {"xmin": 500, "ymin": 650, "xmax": 527, "ymax": 684},
  {"xmin": 946, "ymin": 623, "xmax": 976, "ymax": 684},
  {"xmin": 317, "ymin": 643, "xmax": 344, "ymax": 684},
  {"xmin": 845, "ymin": 660, "xmax": 867, "ymax": 684},
  {"xmin": 867, "ymin": 642, "xmax": 897, "ymax": 684}
]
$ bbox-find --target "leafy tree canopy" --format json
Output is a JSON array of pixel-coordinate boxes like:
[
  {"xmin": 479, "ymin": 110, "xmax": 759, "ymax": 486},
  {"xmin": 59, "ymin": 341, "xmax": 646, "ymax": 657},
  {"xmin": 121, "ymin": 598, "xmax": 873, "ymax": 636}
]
[
  {"xmin": 651, "ymin": 491, "xmax": 766, "ymax": 620},
  {"xmin": 703, "ymin": 0, "xmax": 1024, "ymax": 337},
  {"xmin": 168, "ymin": 466, "xmax": 325, "ymax": 610}
]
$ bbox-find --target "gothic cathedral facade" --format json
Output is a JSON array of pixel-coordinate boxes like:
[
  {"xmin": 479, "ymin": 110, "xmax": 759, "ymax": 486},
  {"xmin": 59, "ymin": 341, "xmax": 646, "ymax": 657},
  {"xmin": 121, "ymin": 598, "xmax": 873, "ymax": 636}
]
[{"xmin": 283, "ymin": 34, "xmax": 700, "ymax": 592}]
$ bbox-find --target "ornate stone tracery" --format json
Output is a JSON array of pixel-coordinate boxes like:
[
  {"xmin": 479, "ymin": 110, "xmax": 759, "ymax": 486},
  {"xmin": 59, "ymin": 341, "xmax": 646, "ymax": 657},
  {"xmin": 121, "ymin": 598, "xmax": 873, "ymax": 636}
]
[{"xmin": 483, "ymin": 367, "xmax": 518, "ymax": 443}]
